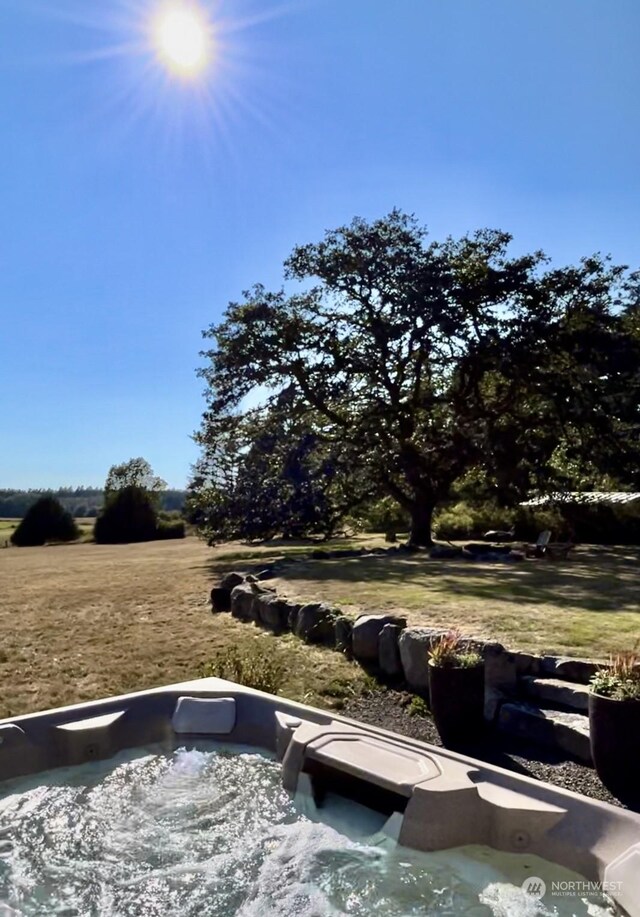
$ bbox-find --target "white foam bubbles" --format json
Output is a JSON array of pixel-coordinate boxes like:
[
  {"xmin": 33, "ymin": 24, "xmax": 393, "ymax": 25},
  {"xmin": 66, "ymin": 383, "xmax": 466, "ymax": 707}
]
[{"xmin": 0, "ymin": 745, "xmax": 618, "ymax": 917}]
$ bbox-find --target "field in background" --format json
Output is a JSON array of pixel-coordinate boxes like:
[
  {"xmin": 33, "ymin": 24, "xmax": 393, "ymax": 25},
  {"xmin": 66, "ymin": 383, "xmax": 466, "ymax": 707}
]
[
  {"xmin": 0, "ymin": 519, "xmax": 18, "ymax": 542},
  {"xmin": 0, "ymin": 536, "xmax": 638, "ymax": 719}
]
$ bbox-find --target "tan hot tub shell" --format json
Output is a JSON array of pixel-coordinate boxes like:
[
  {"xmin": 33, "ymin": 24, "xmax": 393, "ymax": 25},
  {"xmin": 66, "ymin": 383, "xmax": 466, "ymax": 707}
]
[{"xmin": 0, "ymin": 678, "xmax": 638, "ymax": 915}]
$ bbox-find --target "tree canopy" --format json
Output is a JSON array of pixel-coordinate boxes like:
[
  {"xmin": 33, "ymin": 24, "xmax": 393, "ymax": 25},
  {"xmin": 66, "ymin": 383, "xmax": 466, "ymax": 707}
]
[
  {"xmin": 193, "ymin": 211, "xmax": 640, "ymax": 546},
  {"xmin": 104, "ymin": 458, "xmax": 167, "ymax": 498},
  {"xmin": 95, "ymin": 458, "xmax": 181, "ymax": 544},
  {"xmin": 189, "ymin": 406, "xmax": 373, "ymax": 542}
]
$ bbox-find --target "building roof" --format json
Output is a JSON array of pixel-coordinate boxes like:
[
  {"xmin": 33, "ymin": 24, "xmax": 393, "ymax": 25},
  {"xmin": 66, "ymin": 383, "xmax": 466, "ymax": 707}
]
[{"xmin": 521, "ymin": 492, "xmax": 640, "ymax": 507}]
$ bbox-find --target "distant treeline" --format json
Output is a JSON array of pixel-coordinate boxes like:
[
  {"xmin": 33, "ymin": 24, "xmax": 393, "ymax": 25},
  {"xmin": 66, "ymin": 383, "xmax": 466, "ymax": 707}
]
[{"xmin": 0, "ymin": 488, "xmax": 186, "ymax": 519}]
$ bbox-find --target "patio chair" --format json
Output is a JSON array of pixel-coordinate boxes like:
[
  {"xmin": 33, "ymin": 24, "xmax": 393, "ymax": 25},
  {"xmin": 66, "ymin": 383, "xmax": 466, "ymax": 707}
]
[
  {"xmin": 524, "ymin": 530, "xmax": 552, "ymax": 558},
  {"xmin": 524, "ymin": 530, "xmax": 574, "ymax": 560}
]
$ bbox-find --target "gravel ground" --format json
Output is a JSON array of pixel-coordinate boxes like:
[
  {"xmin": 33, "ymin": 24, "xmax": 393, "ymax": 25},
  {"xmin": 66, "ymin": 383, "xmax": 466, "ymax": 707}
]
[{"xmin": 343, "ymin": 689, "xmax": 636, "ymax": 812}]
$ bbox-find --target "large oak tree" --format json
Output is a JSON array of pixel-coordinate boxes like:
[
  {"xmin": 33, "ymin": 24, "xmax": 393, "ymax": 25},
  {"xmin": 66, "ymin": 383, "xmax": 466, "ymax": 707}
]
[{"xmin": 195, "ymin": 212, "xmax": 640, "ymax": 546}]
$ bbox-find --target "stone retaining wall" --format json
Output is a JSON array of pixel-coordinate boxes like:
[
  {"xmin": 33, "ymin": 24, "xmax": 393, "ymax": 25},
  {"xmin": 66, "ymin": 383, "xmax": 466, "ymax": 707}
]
[{"xmin": 210, "ymin": 568, "xmax": 604, "ymax": 723}]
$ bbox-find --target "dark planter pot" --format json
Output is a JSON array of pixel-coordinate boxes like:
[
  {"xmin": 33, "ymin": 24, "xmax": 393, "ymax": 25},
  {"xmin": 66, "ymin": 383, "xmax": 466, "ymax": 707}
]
[
  {"xmin": 428, "ymin": 661, "xmax": 485, "ymax": 750},
  {"xmin": 589, "ymin": 692, "xmax": 640, "ymax": 805}
]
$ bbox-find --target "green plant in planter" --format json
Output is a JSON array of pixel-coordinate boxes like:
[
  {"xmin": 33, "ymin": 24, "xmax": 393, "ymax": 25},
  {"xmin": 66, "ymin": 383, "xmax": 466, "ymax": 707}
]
[
  {"xmin": 588, "ymin": 650, "xmax": 640, "ymax": 806},
  {"xmin": 590, "ymin": 653, "xmax": 640, "ymax": 701},
  {"xmin": 427, "ymin": 630, "xmax": 485, "ymax": 749},
  {"xmin": 429, "ymin": 629, "xmax": 482, "ymax": 669}
]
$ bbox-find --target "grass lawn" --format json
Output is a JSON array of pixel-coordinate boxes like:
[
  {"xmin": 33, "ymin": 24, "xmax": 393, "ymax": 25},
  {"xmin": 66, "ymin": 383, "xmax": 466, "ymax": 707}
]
[
  {"xmin": 0, "ymin": 537, "xmax": 370, "ymax": 720},
  {"xmin": 1, "ymin": 535, "xmax": 638, "ymax": 721},
  {"xmin": 271, "ymin": 543, "xmax": 640, "ymax": 658}
]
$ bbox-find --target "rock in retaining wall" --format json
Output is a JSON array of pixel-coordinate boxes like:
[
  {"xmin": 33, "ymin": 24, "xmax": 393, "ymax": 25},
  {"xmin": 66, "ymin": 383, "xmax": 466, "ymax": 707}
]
[
  {"xmin": 210, "ymin": 586, "xmax": 232, "ymax": 613},
  {"xmin": 295, "ymin": 603, "xmax": 339, "ymax": 646},
  {"xmin": 497, "ymin": 702, "xmax": 592, "ymax": 763},
  {"xmin": 398, "ymin": 628, "xmax": 447, "ymax": 694},
  {"xmin": 512, "ymin": 652, "xmax": 545, "ymax": 678},
  {"xmin": 335, "ymin": 617, "xmax": 354, "ymax": 655},
  {"xmin": 483, "ymin": 643, "xmax": 517, "ymax": 692},
  {"xmin": 541, "ymin": 656, "xmax": 603, "ymax": 684},
  {"xmin": 378, "ymin": 623, "xmax": 403, "ymax": 677},
  {"xmin": 256, "ymin": 594, "xmax": 296, "ymax": 635},
  {"xmin": 229, "ymin": 581, "xmax": 275, "ymax": 623},
  {"xmin": 352, "ymin": 614, "xmax": 406, "ymax": 662},
  {"xmin": 210, "ymin": 571, "xmax": 247, "ymax": 613},
  {"xmin": 220, "ymin": 571, "xmax": 246, "ymax": 592},
  {"xmin": 287, "ymin": 603, "xmax": 300, "ymax": 632},
  {"xmin": 229, "ymin": 583, "xmax": 256, "ymax": 622}
]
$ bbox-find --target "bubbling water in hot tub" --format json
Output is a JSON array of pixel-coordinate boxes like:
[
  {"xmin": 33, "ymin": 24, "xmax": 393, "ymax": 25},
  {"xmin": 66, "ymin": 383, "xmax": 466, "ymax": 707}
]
[{"xmin": 0, "ymin": 744, "xmax": 617, "ymax": 916}]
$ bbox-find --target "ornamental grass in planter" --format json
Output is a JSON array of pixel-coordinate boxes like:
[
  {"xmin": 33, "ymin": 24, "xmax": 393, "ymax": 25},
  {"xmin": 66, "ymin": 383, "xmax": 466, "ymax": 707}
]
[
  {"xmin": 589, "ymin": 651, "xmax": 640, "ymax": 806},
  {"xmin": 428, "ymin": 630, "xmax": 485, "ymax": 751}
]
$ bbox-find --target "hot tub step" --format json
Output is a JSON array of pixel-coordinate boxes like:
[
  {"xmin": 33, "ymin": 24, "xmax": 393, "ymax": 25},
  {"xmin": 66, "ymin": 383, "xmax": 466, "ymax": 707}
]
[
  {"xmin": 521, "ymin": 676, "xmax": 590, "ymax": 713},
  {"xmin": 497, "ymin": 701, "xmax": 591, "ymax": 764}
]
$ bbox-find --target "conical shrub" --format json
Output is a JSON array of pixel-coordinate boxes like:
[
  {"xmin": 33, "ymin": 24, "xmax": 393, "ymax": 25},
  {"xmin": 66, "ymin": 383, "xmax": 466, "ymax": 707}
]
[
  {"xmin": 94, "ymin": 485, "xmax": 158, "ymax": 544},
  {"xmin": 11, "ymin": 497, "xmax": 79, "ymax": 547}
]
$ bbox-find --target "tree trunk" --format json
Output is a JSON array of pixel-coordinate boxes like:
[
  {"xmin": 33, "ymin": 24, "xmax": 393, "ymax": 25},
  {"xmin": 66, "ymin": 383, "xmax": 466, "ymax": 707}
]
[{"xmin": 408, "ymin": 501, "xmax": 435, "ymax": 547}]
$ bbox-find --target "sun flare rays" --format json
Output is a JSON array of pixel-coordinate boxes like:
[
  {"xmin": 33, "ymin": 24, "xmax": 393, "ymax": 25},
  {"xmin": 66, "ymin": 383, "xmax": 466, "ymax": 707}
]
[{"xmin": 29, "ymin": 0, "xmax": 301, "ymax": 160}]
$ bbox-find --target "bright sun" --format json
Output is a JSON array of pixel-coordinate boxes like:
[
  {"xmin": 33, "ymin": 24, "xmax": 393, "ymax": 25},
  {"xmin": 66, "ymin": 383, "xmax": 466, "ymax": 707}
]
[{"xmin": 152, "ymin": 3, "xmax": 212, "ymax": 77}]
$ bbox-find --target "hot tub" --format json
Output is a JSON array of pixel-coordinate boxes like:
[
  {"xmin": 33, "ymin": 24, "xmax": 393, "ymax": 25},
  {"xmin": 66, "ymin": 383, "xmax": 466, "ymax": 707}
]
[{"xmin": 0, "ymin": 678, "xmax": 638, "ymax": 915}]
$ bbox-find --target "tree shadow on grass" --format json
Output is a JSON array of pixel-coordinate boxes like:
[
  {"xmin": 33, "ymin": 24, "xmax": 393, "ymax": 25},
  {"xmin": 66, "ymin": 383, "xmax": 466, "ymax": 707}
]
[
  {"xmin": 191, "ymin": 539, "xmax": 371, "ymax": 575},
  {"xmin": 272, "ymin": 547, "xmax": 640, "ymax": 615}
]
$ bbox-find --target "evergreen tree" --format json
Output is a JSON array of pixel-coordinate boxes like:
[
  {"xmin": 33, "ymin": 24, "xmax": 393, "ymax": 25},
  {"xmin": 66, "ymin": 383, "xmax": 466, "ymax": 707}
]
[
  {"xmin": 94, "ymin": 486, "xmax": 158, "ymax": 544},
  {"xmin": 11, "ymin": 497, "xmax": 79, "ymax": 547}
]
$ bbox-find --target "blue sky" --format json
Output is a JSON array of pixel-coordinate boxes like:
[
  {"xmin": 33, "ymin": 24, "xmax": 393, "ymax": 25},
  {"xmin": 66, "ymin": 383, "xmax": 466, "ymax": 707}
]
[{"xmin": 1, "ymin": 0, "xmax": 638, "ymax": 489}]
